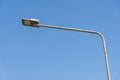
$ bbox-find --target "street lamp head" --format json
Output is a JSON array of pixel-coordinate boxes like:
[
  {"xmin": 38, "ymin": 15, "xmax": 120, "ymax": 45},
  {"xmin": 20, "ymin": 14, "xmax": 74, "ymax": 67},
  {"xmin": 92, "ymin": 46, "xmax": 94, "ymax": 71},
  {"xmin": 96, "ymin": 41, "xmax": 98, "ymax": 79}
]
[{"xmin": 22, "ymin": 18, "xmax": 40, "ymax": 27}]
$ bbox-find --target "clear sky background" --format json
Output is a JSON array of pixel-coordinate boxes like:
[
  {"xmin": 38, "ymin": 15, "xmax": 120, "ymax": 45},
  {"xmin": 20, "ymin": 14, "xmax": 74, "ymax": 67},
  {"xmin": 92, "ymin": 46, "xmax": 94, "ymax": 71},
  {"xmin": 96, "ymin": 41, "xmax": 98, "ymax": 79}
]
[{"xmin": 0, "ymin": 0, "xmax": 120, "ymax": 80}]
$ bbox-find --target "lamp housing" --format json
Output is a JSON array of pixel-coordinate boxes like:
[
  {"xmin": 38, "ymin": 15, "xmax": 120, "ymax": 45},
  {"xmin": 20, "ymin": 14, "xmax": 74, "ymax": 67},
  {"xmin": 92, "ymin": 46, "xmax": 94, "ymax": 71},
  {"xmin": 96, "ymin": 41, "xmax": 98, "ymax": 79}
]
[{"xmin": 22, "ymin": 18, "xmax": 40, "ymax": 27}]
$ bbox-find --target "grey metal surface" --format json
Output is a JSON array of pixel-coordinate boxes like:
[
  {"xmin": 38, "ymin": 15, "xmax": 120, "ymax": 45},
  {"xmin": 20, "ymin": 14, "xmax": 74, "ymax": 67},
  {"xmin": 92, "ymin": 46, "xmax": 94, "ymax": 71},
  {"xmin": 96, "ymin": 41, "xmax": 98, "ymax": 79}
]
[{"xmin": 39, "ymin": 24, "xmax": 111, "ymax": 80}]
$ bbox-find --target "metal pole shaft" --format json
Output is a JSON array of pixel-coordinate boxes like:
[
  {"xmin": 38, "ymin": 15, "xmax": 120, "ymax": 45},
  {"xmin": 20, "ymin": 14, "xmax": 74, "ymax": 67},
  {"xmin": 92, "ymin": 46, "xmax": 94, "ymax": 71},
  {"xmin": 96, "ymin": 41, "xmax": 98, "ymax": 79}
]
[{"xmin": 39, "ymin": 24, "xmax": 111, "ymax": 80}]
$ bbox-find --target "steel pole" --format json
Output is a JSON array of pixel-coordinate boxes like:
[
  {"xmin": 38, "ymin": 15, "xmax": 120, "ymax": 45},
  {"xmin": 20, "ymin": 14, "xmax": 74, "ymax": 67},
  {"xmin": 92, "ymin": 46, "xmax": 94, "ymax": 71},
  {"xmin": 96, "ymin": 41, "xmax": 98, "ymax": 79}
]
[{"xmin": 37, "ymin": 24, "xmax": 111, "ymax": 80}]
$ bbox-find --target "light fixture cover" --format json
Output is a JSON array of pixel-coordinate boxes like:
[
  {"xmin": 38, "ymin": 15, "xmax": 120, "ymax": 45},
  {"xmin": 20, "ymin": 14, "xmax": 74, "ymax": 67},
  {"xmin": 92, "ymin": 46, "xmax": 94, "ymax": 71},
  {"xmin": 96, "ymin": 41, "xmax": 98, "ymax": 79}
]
[{"xmin": 22, "ymin": 18, "xmax": 40, "ymax": 27}]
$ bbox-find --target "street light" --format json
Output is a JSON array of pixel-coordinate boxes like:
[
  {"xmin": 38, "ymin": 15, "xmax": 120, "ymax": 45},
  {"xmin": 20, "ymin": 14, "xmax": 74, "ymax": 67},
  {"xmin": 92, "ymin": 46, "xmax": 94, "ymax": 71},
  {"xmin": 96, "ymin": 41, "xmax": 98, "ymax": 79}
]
[
  {"xmin": 21, "ymin": 18, "xmax": 111, "ymax": 80},
  {"xmin": 22, "ymin": 18, "xmax": 40, "ymax": 27}
]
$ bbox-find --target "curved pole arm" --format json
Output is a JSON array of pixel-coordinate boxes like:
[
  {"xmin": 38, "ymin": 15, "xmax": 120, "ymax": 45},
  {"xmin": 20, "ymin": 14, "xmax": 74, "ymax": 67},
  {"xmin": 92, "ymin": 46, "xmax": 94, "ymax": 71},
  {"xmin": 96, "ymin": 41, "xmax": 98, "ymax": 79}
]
[{"xmin": 38, "ymin": 24, "xmax": 111, "ymax": 80}]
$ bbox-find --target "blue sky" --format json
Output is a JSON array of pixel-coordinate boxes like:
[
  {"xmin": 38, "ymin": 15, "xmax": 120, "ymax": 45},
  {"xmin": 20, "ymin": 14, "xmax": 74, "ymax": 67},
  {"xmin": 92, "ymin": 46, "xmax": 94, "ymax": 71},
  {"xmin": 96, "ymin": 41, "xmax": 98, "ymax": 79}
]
[{"xmin": 0, "ymin": 0, "xmax": 120, "ymax": 80}]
